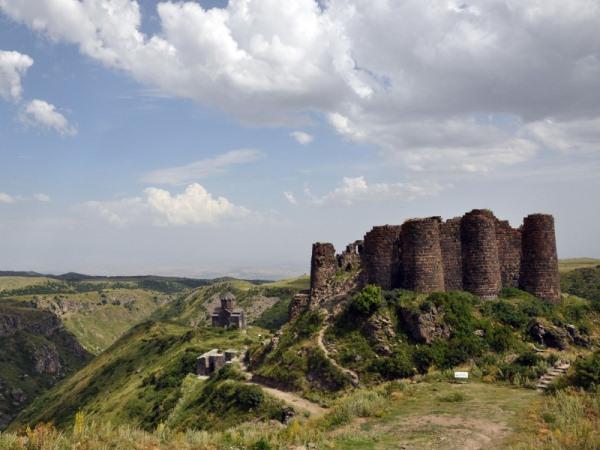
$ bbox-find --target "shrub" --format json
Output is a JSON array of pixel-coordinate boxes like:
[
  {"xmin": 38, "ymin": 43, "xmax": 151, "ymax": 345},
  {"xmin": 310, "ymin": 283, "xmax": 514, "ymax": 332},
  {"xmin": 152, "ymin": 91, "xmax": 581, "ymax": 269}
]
[
  {"xmin": 490, "ymin": 302, "xmax": 528, "ymax": 328},
  {"xmin": 370, "ymin": 350, "xmax": 415, "ymax": 380},
  {"xmin": 350, "ymin": 285, "xmax": 383, "ymax": 316},
  {"xmin": 487, "ymin": 326, "xmax": 514, "ymax": 352},
  {"xmin": 571, "ymin": 351, "xmax": 600, "ymax": 390},
  {"xmin": 515, "ymin": 350, "xmax": 541, "ymax": 367}
]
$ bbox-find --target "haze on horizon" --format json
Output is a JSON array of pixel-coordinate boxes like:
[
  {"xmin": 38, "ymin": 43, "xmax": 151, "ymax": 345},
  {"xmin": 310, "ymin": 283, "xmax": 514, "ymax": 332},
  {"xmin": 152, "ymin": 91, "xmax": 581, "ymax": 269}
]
[{"xmin": 1, "ymin": 0, "xmax": 599, "ymax": 279}]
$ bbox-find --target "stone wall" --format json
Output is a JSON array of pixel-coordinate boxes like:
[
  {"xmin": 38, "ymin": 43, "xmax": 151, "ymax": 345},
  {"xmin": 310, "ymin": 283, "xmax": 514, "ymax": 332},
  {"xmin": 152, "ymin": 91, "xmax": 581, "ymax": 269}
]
[
  {"xmin": 460, "ymin": 209, "xmax": 502, "ymax": 299},
  {"xmin": 309, "ymin": 242, "xmax": 337, "ymax": 304},
  {"xmin": 440, "ymin": 218, "xmax": 463, "ymax": 291},
  {"xmin": 307, "ymin": 209, "xmax": 560, "ymax": 305},
  {"xmin": 361, "ymin": 225, "xmax": 402, "ymax": 289},
  {"xmin": 399, "ymin": 217, "xmax": 445, "ymax": 293},
  {"xmin": 496, "ymin": 219, "xmax": 522, "ymax": 289},
  {"xmin": 520, "ymin": 214, "xmax": 561, "ymax": 302}
]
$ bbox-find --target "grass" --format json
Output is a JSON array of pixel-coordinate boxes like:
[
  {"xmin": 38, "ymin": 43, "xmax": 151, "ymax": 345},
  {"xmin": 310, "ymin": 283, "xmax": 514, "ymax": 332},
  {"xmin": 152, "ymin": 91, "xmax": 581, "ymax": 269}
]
[
  {"xmin": 9, "ymin": 322, "xmax": 269, "ymax": 432},
  {"xmin": 0, "ymin": 277, "xmax": 60, "ymax": 292},
  {"xmin": 261, "ymin": 275, "xmax": 310, "ymax": 291},
  {"xmin": 559, "ymin": 258, "xmax": 600, "ymax": 273},
  {"xmin": 0, "ymin": 381, "xmax": 542, "ymax": 449}
]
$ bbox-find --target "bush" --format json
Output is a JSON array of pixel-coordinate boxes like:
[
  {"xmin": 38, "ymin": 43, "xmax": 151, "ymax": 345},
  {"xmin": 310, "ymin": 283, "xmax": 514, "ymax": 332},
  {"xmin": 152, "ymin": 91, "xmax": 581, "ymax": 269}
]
[
  {"xmin": 487, "ymin": 326, "xmax": 514, "ymax": 352},
  {"xmin": 350, "ymin": 285, "xmax": 383, "ymax": 316},
  {"xmin": 571, "ymin": 351, "xmax": 600, "ymax": 390},
  {"xmin": 490, "ymin": 302, "xmax": 528, "ymax": 328},
  {"xmin": 370, "ymin": 350, "xmax": 415, "ymax": 380},
  {"xmin": 515, "ymin": 350, "xmax": 541, "ymax": 367}
]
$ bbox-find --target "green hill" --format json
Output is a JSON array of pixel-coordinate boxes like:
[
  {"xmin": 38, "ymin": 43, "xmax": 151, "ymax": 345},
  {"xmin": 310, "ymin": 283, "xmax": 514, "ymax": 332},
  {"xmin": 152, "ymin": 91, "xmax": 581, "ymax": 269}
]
[
  {"xmin": 561, "ymin": 265, "xmax": 600, "ymax": 309},
  {"xmin": 152, "ymin": 276, "xmax": 309, "ymax": 331},
  {"xmin": 0, "ymin": 301, "xmax": 92, "ymax": 429},
  {"xmin": 9, "ymin": 321, "xmax": 272, "ymax": 432}
]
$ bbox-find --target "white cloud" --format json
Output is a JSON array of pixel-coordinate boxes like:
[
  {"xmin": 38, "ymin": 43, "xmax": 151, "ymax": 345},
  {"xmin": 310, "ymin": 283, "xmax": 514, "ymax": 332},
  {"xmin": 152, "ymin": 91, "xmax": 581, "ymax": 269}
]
[
  {"xmin": 306, "ymin": 176, "xmax": 445, "ymax": 206},
  {"xmin": 0, "ymin": 192, "xmax": 52, "ymax": 204},
  {"xmin": 0, "ymin": 193, "xmax": 15, "ymax": 204},
  {"xmin": 142, "ymin": 149, "xmax": 263, "ymax": 185},
  {"xmin": 32, "ymin": 193, "xmax": 51, "ymax": 202},
  {"xmin": 3, "ymin": 0, "xmax": 600, "ymax": 170},
  {"xmin": 86, "ymin": 183, "xmax": 249, "ymax": 226},
  {"xmin": 283, "ymin": 191, "xmax": 297, "ymax": 205},
  {"xmin": 290, "ymin": 131, "xmax": 314, "ymax": 145},
  {"xmin": 0, "ymin": 50, "xmax": 33, "ymax": 101},
  {"xmin": 20, "ymin": 99, "xmax": 77, "ymax": 136}
]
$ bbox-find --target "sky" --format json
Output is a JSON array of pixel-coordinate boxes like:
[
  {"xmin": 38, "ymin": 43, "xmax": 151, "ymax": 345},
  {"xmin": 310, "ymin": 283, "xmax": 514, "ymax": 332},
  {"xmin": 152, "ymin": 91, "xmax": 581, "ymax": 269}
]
[{"xmin": 0, "ymin": 0, "xmax": 599, "ymax": 279}]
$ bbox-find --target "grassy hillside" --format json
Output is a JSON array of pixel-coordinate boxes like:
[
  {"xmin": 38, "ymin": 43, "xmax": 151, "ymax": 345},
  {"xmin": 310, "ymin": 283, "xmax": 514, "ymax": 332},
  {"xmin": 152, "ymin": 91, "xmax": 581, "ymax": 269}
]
[
  {"xmin": 10, "ymin": 322, "xmax": 270, "ymax": 432},
  {"xmin": 0, "ymin": 301, "xmax": 91, "ymax": 429},
  {"xmin": 0, "ymin": 276, "xmax": 62, "ymax": 292},
  {"xmin": 3, "ymin": 288, "xmax": 175, "ymax": 354},
  {"xmin": 561, "ymin": 266, "xmax": 600, "ymax": 310},
  {"xmin": 152, "ymin": 276, "xmax": 310, "ymax": 331},
  {"xmin": 558, "ymin": 258, "xmax": 600, "ymax": 273},
  {"xmin": 251, "ymin": 286, "xmax": 599, "ymax": 397}
]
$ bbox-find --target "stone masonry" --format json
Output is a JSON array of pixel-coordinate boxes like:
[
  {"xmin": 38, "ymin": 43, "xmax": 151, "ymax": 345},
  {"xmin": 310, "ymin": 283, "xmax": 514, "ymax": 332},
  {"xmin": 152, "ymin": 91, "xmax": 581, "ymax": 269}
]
[
  {"xmin": 399, "ymin": 217, "xmax": 445, "ymax": 293},
  {"xmin": 520, "ymin": 214, "xmax": 561, "ymax": 302},
  {"xmin": 307, "ymin": 209, "xmax": 561, "ymax": 304}
]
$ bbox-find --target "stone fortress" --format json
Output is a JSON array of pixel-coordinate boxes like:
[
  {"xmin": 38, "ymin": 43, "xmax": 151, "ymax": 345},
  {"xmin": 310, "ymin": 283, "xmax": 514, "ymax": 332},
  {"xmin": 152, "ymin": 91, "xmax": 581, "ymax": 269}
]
[{"xmin": 295, "ymin": 209, "xmax": 561, "ymax": 316}]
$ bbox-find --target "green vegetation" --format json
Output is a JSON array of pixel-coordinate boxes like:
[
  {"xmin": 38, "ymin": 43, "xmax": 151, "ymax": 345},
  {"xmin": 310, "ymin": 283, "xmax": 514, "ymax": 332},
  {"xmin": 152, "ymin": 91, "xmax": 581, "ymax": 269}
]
[
  {"xmin": 10, "ymin": 322, "xmax": 268, "ymax": 431},
  {"xmin": 561, "ymin": 266, "xmax": 600, "ymax": 310},
  {"xmin": 0, "ymin": 276, "xmax": 60, "ymax": 293},
  {"xmin": 0, "ymin": 381, "xmax": 541, "ymax": 449},
  {"xmin": 350, "ymin": 285, "xmax": 383, "ymax": 316}
]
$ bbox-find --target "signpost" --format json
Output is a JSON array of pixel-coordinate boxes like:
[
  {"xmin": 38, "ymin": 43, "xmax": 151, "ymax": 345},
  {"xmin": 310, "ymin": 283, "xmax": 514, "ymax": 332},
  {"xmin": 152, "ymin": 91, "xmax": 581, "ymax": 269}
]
[{"xmin": 454, "ymin": 371, "xmax": 469, "ymax": 383}]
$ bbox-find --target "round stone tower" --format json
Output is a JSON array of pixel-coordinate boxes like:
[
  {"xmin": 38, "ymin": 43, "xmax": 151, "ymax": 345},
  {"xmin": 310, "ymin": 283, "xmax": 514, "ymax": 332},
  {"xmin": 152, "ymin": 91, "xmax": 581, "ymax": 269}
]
[
  {"xmin": 361, "ymin": 225, "xmax": 402, "ymax": 289},
  {"xmin": 520, "ymin": 214, "xmax": 561, "ymax": 303},
  {"xmin": 461, "ymin": 209, "xmax": 502, "ymax": 299},
  {"xmin": 399, "ymin": 217, "xmax": 445, "ymax": 293}
]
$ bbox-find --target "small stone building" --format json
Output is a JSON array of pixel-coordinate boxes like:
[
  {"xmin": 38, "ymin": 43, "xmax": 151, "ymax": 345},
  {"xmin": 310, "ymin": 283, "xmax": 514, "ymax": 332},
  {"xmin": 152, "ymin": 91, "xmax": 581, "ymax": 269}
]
[
  {"xmin": 211, "ymin": 292, "xmax": 247, "ymax": 329},
  {"xmin": 196, "ymin": 348, "xmax": 239, "ymax": 376}
]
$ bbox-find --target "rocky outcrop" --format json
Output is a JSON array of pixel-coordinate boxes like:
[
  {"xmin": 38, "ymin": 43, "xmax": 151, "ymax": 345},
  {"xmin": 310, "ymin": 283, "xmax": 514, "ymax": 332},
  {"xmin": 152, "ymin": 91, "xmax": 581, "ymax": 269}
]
[
  {"xmin": 0, "ymin": 308, "xmax": 62, "ymax": 337},
  {"xmin": 528, "ymin": 319, "xmax": 569, "ymax": 350},
  {"xmin": 363, "ymin": 311, "xmax": 396, "ymax": 355},
  {"xmin": 399, "ymin": 305, "xmax": 451, "ymax": 344},
  {"xmin": 288, "ymin": 291, "xmax": 310, "ymax": 321},
  {"xmin": 32, "ymin": 344, "xmax": 61, "ymax": 374}
]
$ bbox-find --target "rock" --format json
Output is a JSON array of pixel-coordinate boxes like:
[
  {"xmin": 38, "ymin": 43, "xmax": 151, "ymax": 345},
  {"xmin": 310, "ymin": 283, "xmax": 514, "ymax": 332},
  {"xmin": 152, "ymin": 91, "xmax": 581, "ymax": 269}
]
[
  {"xmin": 528, "ymin": 319, "xmax": 569, "ymax": 350},
  {"xmin": 10, "ymin": 388, "xmax": 26, "ymax": 405},
  {"xmin": 363, "ymin": 312, "xmax": 396, "ymax": 355},
  {"xmin": 474, "ymin": 329, "xmax": 485, "ymax": 337},
  {"xmin": 400, "ymin": 305, "xmax": 451, "ymax": 344},
  {"xmin": 565, "ymin": 324, "xmax": 591, "ymax": 348},
  {"xmin": 33, "ymin": 344, "xmax": 61, "ymax": 374},
  {"xmin": 280, "ymin": 406, "xmax": 296, "ymax": 424}
]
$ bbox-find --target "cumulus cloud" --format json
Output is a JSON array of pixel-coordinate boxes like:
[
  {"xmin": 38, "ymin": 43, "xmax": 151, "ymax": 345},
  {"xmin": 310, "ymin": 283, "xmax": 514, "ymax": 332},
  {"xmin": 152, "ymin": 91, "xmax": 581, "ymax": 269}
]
[
  {"xmin": 2, "ymin": 0, "xmax": 600, "ymax": 170},
  {"xmin": 290, "ymin": 131, "xmax": 314, "ymax": 145},
  {"xmin": 0, "ymin": 193, "xmax": 15, "ymax": 204},
  {"xmin": 86, "ymin": 183, "xmax": 249, "ymax": 226},
  {"xmin": 20, "ymin": 99, "xmax": 77, "ymax": 136},
  {"xmin": 0, "ymin": 50, "xmax": 33, "ymax": 101},
  {"xmin": 304, "ymin": 176, "xmax": 445, "ymax": 206},
  {"xmin": 283, "ymin": 191, "xmax": 297, "ymax": 205},
  {"xmin": 142, "ymin": 149, "xmax": 263, "ymax": 185}
]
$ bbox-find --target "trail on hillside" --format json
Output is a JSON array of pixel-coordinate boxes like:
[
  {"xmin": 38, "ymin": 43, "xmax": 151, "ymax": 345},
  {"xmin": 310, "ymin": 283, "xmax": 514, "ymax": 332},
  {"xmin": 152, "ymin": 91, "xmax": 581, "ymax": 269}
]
[
  {"xmin": 249, "ymin": 382, "xmax": 327, "ymax": 416},
  {"xmin": 317, "ymin": 319, "xmax": 360, "ymax": 386}
]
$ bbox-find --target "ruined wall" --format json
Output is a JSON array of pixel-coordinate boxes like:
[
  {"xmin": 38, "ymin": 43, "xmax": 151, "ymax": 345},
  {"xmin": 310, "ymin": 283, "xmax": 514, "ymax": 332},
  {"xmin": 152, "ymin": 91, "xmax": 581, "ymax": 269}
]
[
  {"xmin": 496, "ymin": 220, "xmax": 522, "ymax": 289},
  {"xmin": 309, "ymin": 243, "xmax": 337, "ymax": 305},
  {"xmin": 520, "ymin": 214, "xmax": 561, "ymax": 303},
  {"xmin": 399, "ymin": 217, "xmax": 445, "ymax": 293},
  {"xmin": 461, "ymin": 209, "xmax": 502, "ymax": 299},
  {"xmin": 337, "ymin": 241, "xmax": 362, "ymax": 272},
  {"xmin": 361, "ymin": 225, "xmax": 402, "ymax": 290},
  {"xmin": 440, "ymin": 218, "xmax": 463, "ymax": 291}
]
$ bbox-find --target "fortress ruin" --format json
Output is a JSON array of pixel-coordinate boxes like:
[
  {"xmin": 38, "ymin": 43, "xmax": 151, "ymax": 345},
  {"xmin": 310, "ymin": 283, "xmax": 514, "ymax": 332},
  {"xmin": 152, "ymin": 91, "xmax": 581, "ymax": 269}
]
[{"xmin": 304, "ymin": 209, "xmax": 560, "ymax": 309}]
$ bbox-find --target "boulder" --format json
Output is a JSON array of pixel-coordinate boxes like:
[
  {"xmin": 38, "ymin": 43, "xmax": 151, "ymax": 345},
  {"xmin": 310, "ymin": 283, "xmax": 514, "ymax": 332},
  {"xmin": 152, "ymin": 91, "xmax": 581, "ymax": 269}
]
[
  {"xmin": 399, "ymin": 305, "xmax": 451, "ymax": 344},
  {"xmin": 527, "ymin": 319, "xmax": 569, "ymax": 350}
]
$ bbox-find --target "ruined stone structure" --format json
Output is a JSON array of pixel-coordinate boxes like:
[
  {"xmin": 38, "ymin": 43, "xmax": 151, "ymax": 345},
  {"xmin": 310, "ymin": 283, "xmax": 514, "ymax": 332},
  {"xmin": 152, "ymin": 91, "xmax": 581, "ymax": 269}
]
[
  {"xmin": 307, "ymin": 209, "xmax": 561, "ymax": 305},
  {"xmin": 196, "ymin": 348, "xmax": 239, "ymax": 376},
  {"xmin": 211, "ymin": 293, "xmax": 247, "ymax": 329},
  {"xmin": 399, "ymin": 218, "xmax": 445, "ymax": 293},
  {"xmin": 520, "ymin": 214, "xmax": 561, "ymax": 303}
]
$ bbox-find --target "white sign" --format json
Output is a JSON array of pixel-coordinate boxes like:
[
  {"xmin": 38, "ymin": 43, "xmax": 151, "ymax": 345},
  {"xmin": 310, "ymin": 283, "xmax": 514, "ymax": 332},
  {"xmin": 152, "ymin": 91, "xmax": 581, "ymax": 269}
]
[{"xmin": 454, "ymin": 371, "xmax": 469, "ymax": 379}]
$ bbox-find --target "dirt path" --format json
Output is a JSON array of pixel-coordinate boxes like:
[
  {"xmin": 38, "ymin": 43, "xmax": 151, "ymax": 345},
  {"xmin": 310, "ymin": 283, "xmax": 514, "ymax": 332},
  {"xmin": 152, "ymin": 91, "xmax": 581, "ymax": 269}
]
[
  {"xmin": 317, "ymin": 322, "xmax": 360, "ymax": 386},
  {"xmin": 249, "ymin": 383, "xmax": 328, "ymax": 416}
]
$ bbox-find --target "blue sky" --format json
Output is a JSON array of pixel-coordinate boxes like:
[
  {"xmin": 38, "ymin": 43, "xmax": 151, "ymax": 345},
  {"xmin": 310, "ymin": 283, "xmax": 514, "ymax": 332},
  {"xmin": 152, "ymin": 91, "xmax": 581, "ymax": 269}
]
[{"xmin": 0, "ymin": 1, "xmax": 599, "ymax": 278}]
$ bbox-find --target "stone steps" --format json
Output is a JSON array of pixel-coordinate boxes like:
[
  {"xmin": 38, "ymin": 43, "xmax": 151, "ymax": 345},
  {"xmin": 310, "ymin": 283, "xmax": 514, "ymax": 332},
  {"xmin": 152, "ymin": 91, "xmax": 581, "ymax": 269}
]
[{"xmin": 536, "ymin": 361, "xmax": 570, "ymax": 392}]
